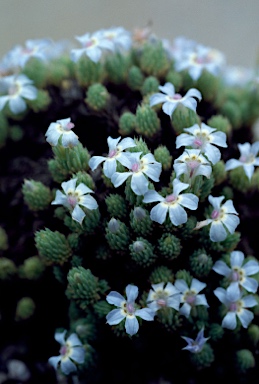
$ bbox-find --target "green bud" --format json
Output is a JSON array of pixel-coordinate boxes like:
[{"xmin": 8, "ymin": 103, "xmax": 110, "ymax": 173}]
[
  {"xmin": 72, "ymin": 171, "xmax": 95, "ymax": 190},
  {"xmin": 26, "ymin": 90, "xmax": 51, "ymax": 112},
  {"xmin": 208, "ymin": 323, "xmax": 224, "ymax": 341},
  {"xmin": 71, "ymin": 317, "xmax": 97, "ymax": 343},
  {"xmin": 196, "ymin": 70, "xmax": 220, "ymax": 102},
  {"xmin": 66, "ymin": 267, "xmax": 100, "ymax": 309},
  {"xmin": 85, "ymin": 83, "xmax": 110, "ymax": 111},
  {"xmin": 165, "ymin": 69, "xmax": 182, "ymax": 92},
  {"xmin": 178, "ymin": 216, "xmax": 197, "ymax": 240},
  {"xmin": 139, "ymin": 42, "xmax": 170, "ymax": 78},
  {"xmin": 9, "ymin": 125, "xmax": 23, "ymax": 141},
  {"xmin": 175, "ymin": 270, "xmax": 192, "ymax": 286},
  {"xmin": 67, "ymin": 233, "xmax": 81, "ymax": 251},
  {"xmin": 221, "ymin": 186, "xmax": 234, "ymax": 200},
  {"xmin": 19, "ymin": 256, "xmax": 45, "ymax": 280},
  {"xmin": 53, "ymin": 265, "xmax": 66, "ymax": 284},
  {"xmin": 129, "ymin": 237, "xmax": 156, "ymax": 267},
  {"xmin": 22, "ymin": 58, "xmax": 47, "ymax": 87},
  {"xmin": 212, "ymin": 161, "xmax": 227, "ymax": 186},
  {"xmin": 22, "ymin": 179, "xmax": 53, "ymax": 211},
  {"xmin": 47, "ymin": 56, "xmax": 74, "ymax": 86},
  {"xmin": 64, "ymin": 208, "xmax": 100, "ymax": 236},
  {"xmin": 228, "ymin": 166, "xmax": 251, "ymax": 193},
  {"xmin": 0, "ymin": 227, "xmax": 8, "ymax": 251},
  {"xmin": 189, "ymin": 249, "xmax": 213, "ymax": 278},
  {"xmin": 75, "ymin": 56, "xmax": 103, "ymax": 87},
  {"xmin": 171, "ymin": 104, "xmax": 200, "ymax": 135},
  {"xmin": 93, "ymin": 300, "xmax": 112, "ymax": 319},
  {"xmin": 158, "ymin": 233, "xmax": 181, "ymax": 260},
  {"xmin": 118, "ymin": 112, "xmax": 136, "ymax": 135},
  {"xmin": 127, "ymin": 66, "xmax": 144, "ymax": 90},
  {"xmin": 235, "ymin": 349, "xmax": 255, "ymax": 373},
  {"xmin": 105, "ymin": 218, "xmax": 130, "ymax": 251},
  {"xmin": 220, "ymin": 100, "xmax": 242, "ymax": 129},
  {"xmin": 128, "ymin": 137, "xmax": 149, "ymax": 154},
  {"xmin": 247, "ymin": 324, "xmax": 259, "ymax": 346},
  {"xmin": 149, "ymin": 266, "xmax": 174, "ymax": 284},
  {"xmin": 207, "ymin": 114, "xmax": 232, "ymax": 136},
  {"xmin": 189, "ymin": 343, "xmax": 214, "ymax": 369},
  {"xmin": 35, "ymin": 229, "xmax": 72, "ymax": 265},
  {"xmin": 15, "ymin": 297, "xmax": 35, "ymax": 321},
  {"xmin": 135, "ymin": 104, "xmax": 161, "ymax": 138},
  {"xmin": 0, "ymin": 257, "xmax": 16, "ymax": 279},
  {"xmin": 154, "ymin": 145, "xmax": 172, "ymax": 171},
  {"xmin": 199, "ymin": 175, "xmax": 215, "ymax": 202},
  {"xmin": 130, "ymin": 206, "xmax": 153, "ymax": 236},
  {"xmin": 141, "ymin": 76, "xmax": 160, "ymax": 96},
  {"xmin": 105, "ymin": 52, "xmax": 132, "ymax": 83},
  {"xmin": 156, "ymin": 307, "xmax": 183, "ymax": 331},
  {"xmin": 106, "ymin": 194, "xmax": 128, "ymax": 219},
  {"xmin": 124, "ymin": 177, "xmax": 151, "ymax": 206}
]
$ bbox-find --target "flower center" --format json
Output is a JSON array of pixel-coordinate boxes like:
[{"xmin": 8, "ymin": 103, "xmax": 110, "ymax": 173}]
[
  {"xmin": 239, "ymin": 154, "xmax": 254, "ymax": 164},
  {"xmin": 231, "ymin": 270, "xmax": 240, "ymax": 282},
  {"xmin": 186, "ymin": 159, "xmax": 200, "ymax": 177},
  {"xmin": 193, "ymin": 138, "xmax": 203, "ymax": 148},
  {"xmin": 185, "ymin": 293, "xmax": 196, "ymax": 305},
  {"xmin": 8, "ymin": 83, "xmax": 19, "ymax": 96},
  {"xmin": 173, "ymin": 93, "xmax": 182, "ymax": 100},
  {"xmin": 211, "ymin": 209, "xmax": 220, "ymax": 220},
  {"xmin": 165, "ymin": 194, "xmax": 176, "ymax": 203},
  {"xmin": 85, "ymin": 39, "xmax": 96, "ymax": 48},
  {"xmin": 131, "ymin": 163, "xmax": 140, "ymax": 172},
  {"xmin": 126, "ymin": 302, "xmax": 135, "ymax": 315},
  {"xmin": 157, "ymin": 298, "xmax": 167, "ymax": 307},
  {"xmin": 60, "ymin": 345, "xmax": 68, "ymax": 356},
  {"xmin": 229, "ymin": 302, "xmax": 237, "ymax": 312},
  {"xmin": 108, "ymin": 149, "xmax": 117, "ymax": 158},
  {"xmin": 64, "ymin": 122, "xmax": 75, "ymax": 131},
  {"xmin": 67, "ymin": 194, "xmax": 78, "ymax": 208}
]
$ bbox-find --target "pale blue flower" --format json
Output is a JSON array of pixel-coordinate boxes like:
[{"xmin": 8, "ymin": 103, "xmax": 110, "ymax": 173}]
[
  {"xmin": 51, "ymin": 178, "xmax": 98, "ymax": 225},
  {"xmin": 225, "ymin": 142, "xmax": 259, "ymax": 180},
  {"xmin": 176, "ymin": 123, "xmax": 227, "ymax": 165},
  {"xmin": 143, "ymin": 178, "xmax": 198, "ymax": 225},
  {"xmin": 149, "ymin": 82, "xmax": 202, "ymax": 117},
  {"xmin": 214, "ymin": 283, "xmax": 257, "ymax": 330},
  {"xmin": 89, "ymin": 136, "xmax": 136, "ymax": 179},
  {"xmin": 106, "ymin": 284, "xmax": 155, "ymax": 336},
  {"xmin": 0, "ymin": 74, "xmax": 37, "ymax": 114},
  {"xmin": 222, "ymin": 65, "xmax": 254, "ymax": 87},
  {"xmin": 147, "ymin": 282, "xmax": 181, "ymax": 312},
  {"xmin": 45, "ymin": 118, "xmax": 79, "ymax": 147},
  {"xmin": 182, "ymin": 328, "xmax": 209, "ymax": 353},
  {"xmin": 194, "ymin": 195, "xmax": 240, "ymax": 242},
  {"xmin": 213, "ymin": 251, "xmax": 259, "ymax": 293},
  {"xmin": 111, "ymin": 152, "xmax": 162, "ymax": 196},
  {"xmin": 48, "ymin": 330, "xmax": 85, "ymax": 375},
  {"xmin": 174, "ymin": 278, "xmax": 208, "ymax": 318},
  {"xmin": 71, "ymin": 30, "xmax": 114, "ymax": 63},
  {"xmin": 100, "ymin": 27, "xmax": 132, "ymax": 51}
]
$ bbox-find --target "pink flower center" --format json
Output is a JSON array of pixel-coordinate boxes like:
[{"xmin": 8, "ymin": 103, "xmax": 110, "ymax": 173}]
[
  {"xmin": 229, "ymin": 302, "xmax": 237, "ymax": 312},
  {"xmin": 165, "ymin": 194, "xmax": 176, "ymax": 203},
  {"xmin": 108, "ymin": 149, "xmax": 117, "ymax": 158},
  {"xmin": 193, "ymin": 138, "xmax": 203, "ymax": 147},
  {"xmin": 187, "ymin": 160, "xmax": 200, "ymax": 177},
  {"xmin": 126, "ymin": 303, "xmax": 135, "ymax": 315},
  {"xmin": 173, "ymin": 93, "xmax": 182, "ymax": 100},
  {"xmin": 8, "ymin": 84, "xmax": 19, "ymax": 96},
  {"xmin": 131, "ymin": 163, "xmax": 139, "ymax": 172},
  {"xmin": 67, "ymin": 195, "xmax": 78, "ymax": 208},
  {"xmin": 211, "ymin": 210, "xmax": 220, "ymax": 220},
  {"xmin": 60, "ymin": 345, "xmax": 67, "ymax": 356},
  {"xmin": 231, "ymin": 271, "xmax": 240, "ymax": 282},
  {"xmin": 23, "ymin": 48, "xmax": 34, "ymax": 55},
  {"xmin": 157, "ymin": 298, "xmax": 167, "ymax": 307},
  {"xmin": 240, "ymin": 154, "xmax": 254, "ymax": 164},
  {"xmin": 65, "ymin": 122, "xmax": 75, "ymax": 131},
  {"xmin": 186, "ymin": 294, "xmax": 196, "ymax": 305},
  {"xmin": 85, "ymin": 39, "xmax": 95, "ymax": 48}
]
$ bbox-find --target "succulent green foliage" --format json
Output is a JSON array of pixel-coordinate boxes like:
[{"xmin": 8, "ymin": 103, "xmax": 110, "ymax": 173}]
[
  {"xmin": 22, "ymin": 179, "xmax": 53, "ymax": 211},
  {"xmin": 158, "ymin": 233, "xmax": 181, "ymax": 260},
  {"xmin": 135, "ymin": 104, "xmax": 161, "ymax": 138},
  {"xmin": 19, "ymin": 256, "xmax": 45, "ymax": 280},
  {"xmin": 35, "ymin": 229, "xmax": 72, "ymax": 265},
  {"xmin": 119, "ymin": 112, "xmax": 136, "ymax": 135},
  {"xmin": 85, "ymin": 83, "xmax": 110, "ymax": 111},
  {"xmin": 189, "ymin": 249, "xmax": 213, "ymax": 278},
  {"xmin": 235, "ymin": 349, "xmax": 255, "ymax": 373},
  {"xmin": 0, "ymin": 227, "xmax": 8, "ymax": 251},
  {"xmin": 129, "ymin": 237, "xmax": 156, "ymax": 267},
  {"xmin": 189, "ymin": 343, "xmax": 215, "ymax": 369},
  {"xmin": 0, "ymin": 257, "xmax": 16, "ymax": 279},
  {"xmin": 15, "ymin": 297, "xmax": 36, "ymax": 321},
  {"xmin": 139, "ymin": 42, "xmax": 170, "ymax": 78}
]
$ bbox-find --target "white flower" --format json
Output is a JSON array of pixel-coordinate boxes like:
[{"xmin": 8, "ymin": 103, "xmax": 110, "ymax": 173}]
[
  {"xmin": 51, "ymin": 178, "xmax": 98, "ymax": 225},
  {"xmin": 168, "ymin": 36, "xmax": 197, "ymax": 62},
  {"xmin": 225, "ymin": 142, "xmax": 259, "ymax": 180},
  {"xmin": 214, "ymin": 283, "xmax": 257, "ymax": 330},
  {"xmin": 111, "ymin": 152, "xmax": 162, "ymax": 196},
  {"xmin": 176, "ymin": 123, "xmax": 227, "ymax": 165},
  {"xmin": 143, "ymin": 178, "xmax": 198, "ymax": 225},
  {"xmin": 0, "ymin": 74, "xmax": 37, "ymax": 114},
  {"xmin": 71, "ymin": 30, "xmax": 114, "ymax": 63},
  {"xmin": 222, "ymin": 65, "xmax": 254, "ymax": 88},
  {"xmin": 45, "ymin": 118, "xmax": 79, "ymax": 147},
  {"xmin": 89, "ymin": 136, "xmax": 136, "ymax": 179},
  {"xmin": 174, "ymin": 44, "xmax": 225, "ymax": 81},
  {"xmin": 174, "ymin": 278, "xmax": 209, "ymax": 318},
  {"xmin": 213, "ymin": 251, "xmax": 259, "ymax": 293},
  {"xmin": 147, "ymin": 282, "xmax": 181, "ymax": 312},
  {"xmin": 149, "ymin": 82, "xmax": 202, "ymax": 117},
  {"xmin": 48, "ymin": 330, "xmax": 85, "ymax": 375},
  {"xmin": 106, "ymin": 284, "xmax": 155, "ymax": 336},
  {"xmin": 100, "ymin": 27, "xmax": 132, "ymax": 51},
  {"xmin": 194, "ymin": 195, "xmax": 240, "ymax": 242},
  {"xmin": 182, "ymin": 328, "xmax": 209, "ymax": 353},
  {"xmin": 173, "ymin": 149, "xmax": 212, "ymax": 184}
]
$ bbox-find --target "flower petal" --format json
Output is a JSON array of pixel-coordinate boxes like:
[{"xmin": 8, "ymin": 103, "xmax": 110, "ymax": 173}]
[
  {"xmin": 222, "ymin": 312, "xmax": 237, "ymax": 330},
  {"xmin": 106, "ymin": 291, "xmax": 126, "ymax": 306},
  {"xmin": 169, "ymin": 203, "xmax": 187, "ymax": 226},
  {"xmin": 210, "ymin": 221, "xmax": 227, "ymax": 242},
  {"xmin": 126, "ymin": 284, "xmax": 138, "ymax": 302},
  {"xmin": 237, "ymin": 308, "xmax": 254, "ymax": 328},
  {"xmin": 125, "ymin": 316, "xmax": 139, "ymax": 336},
  {"xmin": 150, "ymin": 203, "xmax": 168, "ymax": 224},
  {"xmin": 135, "ymin": 308, "xmax": 155, "ymax": 321},
  {"xmin": 106, "ymin": 309, "xmax": 125, "ymax": 325},
  {"xmin": 213, "ymin": 260, "xmax": 231, "ymax": 277},
  {"xmin": 60, "ymin": 358, "xmax": 77, "ymax": 375}
]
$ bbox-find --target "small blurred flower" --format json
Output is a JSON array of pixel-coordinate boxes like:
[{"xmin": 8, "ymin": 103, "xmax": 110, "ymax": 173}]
[
  {"xmin": 71, "ymin": 30, "xmax": 114, "ymax": 63},
  {"xmin": 0, "ymin": 74, "xmax": 37, "ymax": 114},
  {"xmin": 225, "ymin": 142, "xmax": 259, "ymax": 180},
  {"xmin": 214, "ymin": 283, "xmax": 257, "ymax": 330},
  {"xmin": 149, "ymin": 82, "xmax": 202, "ymax": 117},
  {"xmin": 173, "ymin": 149, "xmax": 212, "ymax": 184},
  {"xmin": 213, "ymin": 250, "xmax": 259, "ymax": 293},
  {"xmin": 111, "ymin": 152, "xmax": 162, "ymax": 195},
  {"xmin": 147, "ymin": 282, "xmax": 181, "ymax": 312},
  {"xmin": 100, "ymin": 27, "xmax": 132, "ymax": 51},
  {"xmin": 222, "ymin": 65, "xmax": 254, "ymax": 87},
  {"xmin": 174, "ymin": 278, "xmax": 208, "ymax": 318},
  {"xmin": 45, "ymin": 118, "xmax": 79, "ymax": 147},
  {"xmin": 48, "ymin": 330, "xmax": 85, "ymax": 375},
  {"xmin": 182, "ymin": 328, "xmax": 209, "ymax": 353},
  {"xmin": 176, "ymin": 123, "xmax": 227, "ymax": 165},
  {"xmin": 106, "ymin": 284, "xmax": 155, "ymax": 336},
  {"xmin": 143, "ymin": 178, "xmax": 198, "ymax": 225},
  {"xmin": 51, "ymin": 178, "xmax": 98, "ymax": 225},
  {"xmin": 89, "ymin": 136, "xmax": 136, "ymax": 178},
  {"xmin": 194, "ymin": 195, "xmax": 240, "ymax": 242}
]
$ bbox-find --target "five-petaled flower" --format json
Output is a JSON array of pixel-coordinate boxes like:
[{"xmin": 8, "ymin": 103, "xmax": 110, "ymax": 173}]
[
  {"xmin": 182, "ymin": 328, "xmax": 210, "ymax": 353},
  {"xmin": 214, "ymin": 282, "xmax": 257, "ymax": 330},
  {"xmin": 48, "ymin": 330, "xmax": 85, "ymax": 375},
  {"xmin": 174, "ymin": 278, "xmax": 209, "ymax": 318},
  {"xmin": 45, "ymin": 118, "xmax": 79, "ymax": 147},
  {"xmin": 213, "ymin": 250, "xmax": 259, "ymax": 293},
  {"xmin": 89, "ymin": 136, "xmax": 136, "ymax": 179},
  {"xmin": 194, "ymin": 195, "xmax": 240, "ymax": 242},
  {"xmin": 143, "ymin": 178, "xmax": 198, "ymax": 225},
  {"xmin": 106, "ymin": 284, "xmax": 155, "ymax": 336},
  {"xmin": 225, "ymin": 142, "xmax": 259, "ymax": 180},
  {"xmin": 176, "ymin": 123, "xmax": 227, "ymax": 165},
  {"xmin": 146, "ymin": 282, "xmax": 181, "ymax": 312},
  {"xmin": 51, "ymin": 178, "xmax": 98, "ymax": 225},
  {"xmin": 0, "ymin": 74, "xmax": 37, "ymax": 114},
  {"xmin": 111, "ymin": 152, "xmax": 162, "ymax": 195},
  {"xmin": 149, "ymin": 82, "xmax": 202, "ymax": 117}
]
